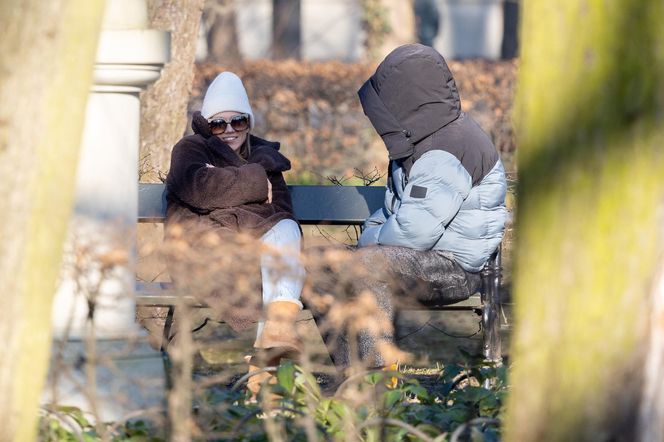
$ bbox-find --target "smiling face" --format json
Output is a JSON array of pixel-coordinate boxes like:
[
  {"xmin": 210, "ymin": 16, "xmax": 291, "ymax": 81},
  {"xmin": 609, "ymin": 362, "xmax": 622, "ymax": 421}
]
[{"xmin": 209, "ymin": 111, "xmax": 249, "ymax": 152}]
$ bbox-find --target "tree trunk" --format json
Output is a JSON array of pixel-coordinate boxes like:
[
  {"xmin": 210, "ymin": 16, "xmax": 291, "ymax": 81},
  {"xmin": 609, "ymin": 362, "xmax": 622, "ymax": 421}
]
[
  {"xmin": 637, "ymin": 262, "xmax": 664, "ymax": 441},
  {"xmin": 0, "ymin": 1, "xmax": 105, "ymax": 440},
  {"xmin": 505, "ymin": 1, "xmax": 664, "ymax": 441},
  {"xmin": 205, "ymin": 0, "xmax": 242, "ymax": 64},
  {"xmin": 379, "ymin": 0, "xmax": 415, "ymax": 58},
  {"xmin": 361, "ymin": 0, "xmax": 416, "ymax": 61},
  {"xmin": 272, "ymin": 0, "xmax": 301, "ymax": 59},
  {"xmin": 140, "ymin": 0, "xmax": 205, "ymax": 182}
]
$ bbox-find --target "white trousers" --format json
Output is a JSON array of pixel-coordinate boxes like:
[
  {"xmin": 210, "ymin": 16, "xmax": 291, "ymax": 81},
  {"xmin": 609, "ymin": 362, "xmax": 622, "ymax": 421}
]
[{"xmin": 257, "ymin": 219, "xmax": 305, "ymax": 337}]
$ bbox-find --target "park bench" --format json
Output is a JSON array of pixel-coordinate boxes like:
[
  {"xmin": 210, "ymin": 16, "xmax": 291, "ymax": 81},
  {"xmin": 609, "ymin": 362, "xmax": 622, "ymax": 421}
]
[{"xmin": 136, "ymin": 182, "xmax": 503, "ymax": 366}]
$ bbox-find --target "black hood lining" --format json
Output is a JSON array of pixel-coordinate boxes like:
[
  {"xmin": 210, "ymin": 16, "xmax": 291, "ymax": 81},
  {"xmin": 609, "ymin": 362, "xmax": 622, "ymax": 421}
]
[
  {"xmin": 358, "ymin": 44, "xmax": 463, "ymax": 161},
  {"xmin": 358, "ymin": 78, "xmax": 414, "ymax": 160}
]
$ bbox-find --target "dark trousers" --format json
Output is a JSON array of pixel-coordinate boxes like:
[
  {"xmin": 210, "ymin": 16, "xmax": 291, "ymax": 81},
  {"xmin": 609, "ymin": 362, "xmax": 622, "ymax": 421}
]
[{"xmin": 309, "ymin": 245, "xmax": 481, "ymax": 368}]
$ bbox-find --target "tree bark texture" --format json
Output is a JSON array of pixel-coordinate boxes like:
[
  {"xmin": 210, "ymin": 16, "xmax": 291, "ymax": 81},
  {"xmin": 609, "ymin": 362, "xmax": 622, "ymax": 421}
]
[
  {"xmin": 378, "ymin": 0, "xmax": 415, "ymax": 60},
  {"xmin": 638, "ymin": 261, "xmax": 664, "ymax": 442},
  {"xmin": 204, "ymin": 0, "xmax": 242, "ymax": 64},
  {"xmin": 140, "ymin": 0, "xmax": 204, "ymax": 182},
  {"xmin": 272, "ymin": 0, "xmax": 301, "ymax": 59},
  {"xmin": 505, "ymin": 1, "xmax": 664, "ymax": 441},
  {"xmin": 0, "ymin": 1, "xmax": 105, "ymax": 440},
  {"xmin": 360, "ymin": 0, "xmax": 416, "ymax": 61}
]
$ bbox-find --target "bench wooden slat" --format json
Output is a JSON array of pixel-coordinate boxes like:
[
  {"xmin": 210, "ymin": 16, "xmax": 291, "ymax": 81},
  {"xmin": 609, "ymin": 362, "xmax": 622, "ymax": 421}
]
[
  {"xmin": 135, "ymin": 282, "xmax": 210, "ymax": 308},
  {"xmin": 135, "ymin": 282, "xmax": 179, "ymax": 306},
  {"xmin": 289, "ymin": 185, "xmax": 384, "ymax": 224},
  {"xmin": 138, "ymin": 183, "xmax": 168, "ymax": 223},
  {"xmin": 138, "ymin": 183, "xmax": 385, "ymax": 225},
  {"xmin": 135, "ymin": 282, "xmax": 483, "ymax": 310}
]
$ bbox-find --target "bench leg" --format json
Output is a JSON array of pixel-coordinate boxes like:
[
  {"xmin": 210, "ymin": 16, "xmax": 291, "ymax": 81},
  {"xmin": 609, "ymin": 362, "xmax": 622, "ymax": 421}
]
[
  {"xmin": 161, "ymin": 306, "xmax": 175, "ymax": 391},
  {"xmin": 480, "ymin": 249, "xmax": 502, "ymax": 363},
  {"xmin": 482, "ymin": 297, "xmax": 501, "ymax": 362}
]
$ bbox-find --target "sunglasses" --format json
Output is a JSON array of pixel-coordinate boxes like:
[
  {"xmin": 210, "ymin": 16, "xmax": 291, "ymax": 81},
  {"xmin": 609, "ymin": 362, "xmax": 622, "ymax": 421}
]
[{"xmin": 208, "ymin": 114, "xmax": 250, "ymax": 133}]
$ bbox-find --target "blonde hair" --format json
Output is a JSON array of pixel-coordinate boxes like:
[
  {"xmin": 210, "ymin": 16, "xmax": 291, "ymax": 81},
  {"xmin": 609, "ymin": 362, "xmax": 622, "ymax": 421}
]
[{"xmin": 238, "ymin": 134, "xmax": 252, "ymax": 160}]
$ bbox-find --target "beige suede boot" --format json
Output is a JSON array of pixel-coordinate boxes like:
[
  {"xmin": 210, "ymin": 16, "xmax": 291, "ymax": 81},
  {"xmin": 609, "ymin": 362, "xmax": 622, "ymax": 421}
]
[
  {"xmin": 245, "ymin": 356, "xmax": 276, "ymax": 402},
  {"xmin": 254, "ymin": 301, "xmax": 303, "ymax": 360}
]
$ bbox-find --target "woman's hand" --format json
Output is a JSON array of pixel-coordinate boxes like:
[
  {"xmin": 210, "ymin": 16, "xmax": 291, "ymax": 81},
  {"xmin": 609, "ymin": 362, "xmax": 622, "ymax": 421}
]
[
  {"xmin": 191, "ymin": 111, "xmax": 213, "ymax": 138},
  {"xmin": 266, "ymin": 178, "xmax": 273, "ymax": 203}
]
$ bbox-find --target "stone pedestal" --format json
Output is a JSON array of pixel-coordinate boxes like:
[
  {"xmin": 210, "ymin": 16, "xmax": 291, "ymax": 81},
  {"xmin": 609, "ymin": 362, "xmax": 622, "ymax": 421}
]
[
  {"xmin": 233, "ymin": 0, "xmax": 506, "ymax": 61},
  {"xmin": 301, "ymin": 0, "xmax": 364, "ymax": 61},
  {"xmin": 434, "ymin": 0, "xmax": 505, "ymax": 60},
  {"xmin": 235, "ymin": 0, "xmax": 364, "ymax": 61},
  {"xmin": 45, "ymin": 0, "xmax": 170, "ymax": 423}
]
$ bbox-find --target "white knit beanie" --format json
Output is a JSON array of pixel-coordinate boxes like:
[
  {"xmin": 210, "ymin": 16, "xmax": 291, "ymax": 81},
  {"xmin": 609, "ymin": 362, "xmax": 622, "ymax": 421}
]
[{"xmin": 201, "ymin": 72, "xmax": 255, "ymax": 128}]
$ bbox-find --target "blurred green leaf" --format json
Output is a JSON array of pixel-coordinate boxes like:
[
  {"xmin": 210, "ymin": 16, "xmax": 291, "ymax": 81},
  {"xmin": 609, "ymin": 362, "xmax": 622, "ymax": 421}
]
[
  {"xmin": 404, "ymin": 384, "xmax": 430, "ymax": 401},
  {"xmin": 277, "ymin": 361, "xmax": 296, "ymax": 394},
  {"xmin": 366, "ymin": 372, "xmax": 383, "ymax": 385},
  {"xmin": 383, "ymin": 389, "xmax": 402, "ymax": 410},
  {"xmin": 479, "ymin": 395, "xmax": 501, "ymax": 417},
  {"xmin": 440, "ymin": 364, "xmax": 465, "ymax": 383}
]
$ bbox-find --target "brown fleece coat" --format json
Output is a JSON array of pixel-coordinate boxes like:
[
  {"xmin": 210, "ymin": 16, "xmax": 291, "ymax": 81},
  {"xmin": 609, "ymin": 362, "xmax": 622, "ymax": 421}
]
[
  {"xmin": 160, "ymin": 112, "xmax": 298, "ymax": 335},
  {"xmin": 165, "ymin": 113, "xmax": 296, "ymax": 238}
]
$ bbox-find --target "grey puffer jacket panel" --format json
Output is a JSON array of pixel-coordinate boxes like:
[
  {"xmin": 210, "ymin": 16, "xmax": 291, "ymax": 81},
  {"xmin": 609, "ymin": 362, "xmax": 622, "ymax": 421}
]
[
  {"xmin": 356, "ymin": 43, "xmax": 507, "ymax": 272},
  {"xmin": 358, "ymin": 151, "xmax": 507, "ymax": 272}
]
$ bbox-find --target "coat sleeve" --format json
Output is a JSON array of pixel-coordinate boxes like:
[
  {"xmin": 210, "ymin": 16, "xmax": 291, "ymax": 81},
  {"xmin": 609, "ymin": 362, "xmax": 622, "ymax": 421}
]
[
  {"xmin": 375, "ymin": 150, "xmax": 472, "ymax": 250},
  {"xmin": 167, "ymin": 138, "xmax": 269, "ymax": 211},
  {"xmin": 357, "ymin": 184, "xmax": 395, "ymax": 246},
  {"xmin": 249, "ymin": 145, "xmax": 291, "ymax": 173},
  {"xmin": 249, "ymin": 143, "xmax": 295, "ymax": 215},
  {"xmin": 268, "ymin": 171, "xmax": 294, "ymax": 215}
]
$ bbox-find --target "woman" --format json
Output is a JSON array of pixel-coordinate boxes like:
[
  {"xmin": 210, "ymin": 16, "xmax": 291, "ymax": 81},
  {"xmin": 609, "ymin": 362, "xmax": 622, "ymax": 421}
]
[{"xmin": 165, "ymin": 72, "xmax": 304, "ymax": 393}]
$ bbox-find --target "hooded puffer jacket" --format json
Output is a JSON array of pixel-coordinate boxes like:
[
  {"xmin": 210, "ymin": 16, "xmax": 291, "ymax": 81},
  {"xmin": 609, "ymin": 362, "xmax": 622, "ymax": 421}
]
[{"xmin": 357, "ymin": 44, "xmax": 507, "ymax": 272}]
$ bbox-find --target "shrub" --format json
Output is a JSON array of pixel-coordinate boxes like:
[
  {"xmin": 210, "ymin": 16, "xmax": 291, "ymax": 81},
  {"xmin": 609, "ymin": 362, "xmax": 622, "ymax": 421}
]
[
  {"xmin": 40, "ymin": 356, "xmax": 507, "ymax": 441},
  {"xmin": 192, "ymin": 60, "xmax": 517, "ymax": 183}
]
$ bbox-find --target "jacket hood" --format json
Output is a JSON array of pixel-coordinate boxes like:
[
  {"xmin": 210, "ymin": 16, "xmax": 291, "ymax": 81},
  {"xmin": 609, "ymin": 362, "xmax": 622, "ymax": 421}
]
[{"xmin": 358, "ymin": 44, "xmax": 461, "ymax": 160}]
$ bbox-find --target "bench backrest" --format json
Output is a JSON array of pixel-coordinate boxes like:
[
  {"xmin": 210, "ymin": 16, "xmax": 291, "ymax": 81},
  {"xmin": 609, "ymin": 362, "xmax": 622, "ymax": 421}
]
[{"xmin": 138, "ymin": 183, "xmax": 386, "ymax": 225}]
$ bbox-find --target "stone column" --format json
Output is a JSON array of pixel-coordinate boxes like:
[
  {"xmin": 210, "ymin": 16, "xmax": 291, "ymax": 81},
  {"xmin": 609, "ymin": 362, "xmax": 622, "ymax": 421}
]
[
  {"xmin": 45, "ymin": 0, "xmax": 170, "ymax": 422},
  {"xmin": 54, "ymin": 0, "xmax": 169, "ymax": 340},
  {"xmin": 434, "ymin": 0, "xmax": 505, "ymax": 60}
]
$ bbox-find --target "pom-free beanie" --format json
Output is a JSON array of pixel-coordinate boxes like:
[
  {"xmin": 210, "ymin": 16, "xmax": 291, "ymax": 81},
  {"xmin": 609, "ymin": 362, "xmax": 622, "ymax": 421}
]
[{"xmin": 201, "ymin": 72, "xmax": 255, "ymax": 128}]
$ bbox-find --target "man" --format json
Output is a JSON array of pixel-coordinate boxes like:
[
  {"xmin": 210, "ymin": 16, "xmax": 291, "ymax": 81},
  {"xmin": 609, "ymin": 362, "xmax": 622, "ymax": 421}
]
[{"xmin": 328, "ymin": 44, "xmax": 508, "ymax": 368}]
